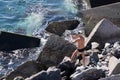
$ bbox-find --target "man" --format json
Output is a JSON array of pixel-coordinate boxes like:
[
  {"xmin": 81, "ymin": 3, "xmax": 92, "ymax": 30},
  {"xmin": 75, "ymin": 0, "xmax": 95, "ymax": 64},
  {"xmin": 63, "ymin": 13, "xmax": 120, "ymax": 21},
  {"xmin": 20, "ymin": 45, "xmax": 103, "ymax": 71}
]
[{"xmin": 70, "ymin": 31, "xmax": 86, "ymax": 66}]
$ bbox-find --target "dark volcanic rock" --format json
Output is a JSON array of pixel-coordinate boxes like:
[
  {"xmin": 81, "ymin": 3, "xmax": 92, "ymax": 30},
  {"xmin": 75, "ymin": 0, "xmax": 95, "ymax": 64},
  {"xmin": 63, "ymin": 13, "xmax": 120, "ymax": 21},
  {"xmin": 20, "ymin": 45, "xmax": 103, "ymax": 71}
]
[
  {"xmin": 99, "ymin": 74, "xmax": 120, "ymax": 80},
  {"xmin": 71, "ymin": 68, "xmax": 105, "ymax": 80},
  {"xmin": 5, "ymin": 61, "xmax": 42, "ymax": 80},
  {"xmin": 45, "ymin": 20, "xmax": 79, "ymax": 36},
  {"xmin": 37, "ymin": 35, "xmax": 76, "ymax": 68},
  {"xmin": 26, "ymin": 67, "xmax": 61, "ymax": 80}
]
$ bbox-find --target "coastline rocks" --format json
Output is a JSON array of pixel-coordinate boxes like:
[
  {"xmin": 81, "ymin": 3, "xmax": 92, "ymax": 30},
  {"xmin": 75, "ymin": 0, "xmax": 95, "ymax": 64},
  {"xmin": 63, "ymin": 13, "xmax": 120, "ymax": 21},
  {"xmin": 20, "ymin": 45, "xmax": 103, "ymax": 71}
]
[
  {"xmin": 5, "ymin": 61, "xmax": 42, "ymax": 80},
  {"xmin": 86, "ymin": 19, "xmax": 120, "ymax": 49},
  {"xmin": 99, "ymin": 74, "xmax": 120, "ymax": 80},
  {"xmin": 82, "ymin": 2, "xmax": 120, "ymax": 35},
  {"xmin": 13, "ymin": 76, "xmax": 24, "ymax": 80},
  {"xmin": 108, "ymin": 56, "xmax": 120, "ymax": 75},
  {"xmin": 26, "ymin": 67, "xmax": 61, "ymax": 80},
  {"xmin": 37, "ymin": 35, "xmax": 76, "ymax": 69},
  {"xmin": 71, "ymin": 68, "xmax": 105, "ymax": 80},
  {"xmin": 26, "ymin": 71, "xmax": 47, "ymax": 80},
  {"xmin": 57, "ymin": 56, "xmax": 75, "ymax": 80},
  {"xmin": 45, "ymin": 20, "xmax": 79, "ymax": 36}
]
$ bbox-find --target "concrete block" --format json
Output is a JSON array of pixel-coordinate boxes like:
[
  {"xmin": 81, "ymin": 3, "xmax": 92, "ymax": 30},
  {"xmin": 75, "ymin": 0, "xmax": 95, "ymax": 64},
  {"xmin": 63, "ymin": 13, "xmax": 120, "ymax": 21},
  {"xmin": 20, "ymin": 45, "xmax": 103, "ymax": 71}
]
[
  {"xmin": 108, "ymin": 56, "xmax": 120, "ymax": 75},
  {"xmin": 85, "ymin": 18, "xmax": 120, "ymax": 49},
  {"xmin": 82, "ymin": 2, "xmax": 120, "ymax": 36},
  {"xmin": 0, "ymin": 31, "xmax": 40, "ymax": 51},
  {"xmin": 85, "ymin": 0, "xmax": 120, "ymax": 8}
]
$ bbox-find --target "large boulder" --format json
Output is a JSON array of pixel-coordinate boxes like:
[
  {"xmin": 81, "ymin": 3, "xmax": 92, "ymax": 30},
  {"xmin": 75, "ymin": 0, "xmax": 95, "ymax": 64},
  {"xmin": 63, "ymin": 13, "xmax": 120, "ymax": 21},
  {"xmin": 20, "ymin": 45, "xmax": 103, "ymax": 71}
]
[
  {"xmin": 85, "ymin": 0, "xmax": 120, "ymax": 8},
  {"xmin": 37, "ymin": 35, "xmax": 76, "ymax": 69},
  {"xmin": 0, "ymin": 31, "xmax": 40, "ymax": 52},
  {"xmin": 45, "ymin": 20, "xmax": 79, "ymax": 36},
  {"xmin": 85, "ymin": 19, "xmax": 120, "ymax": 49},
  {"xmin": 71, "ymin": 68, "xmax": 105, "ymax": 80},
  {"xmin": 81, "ymin": 2, "xmax": 120, "ymax": 35},
  {"xmin": 99, "ymin": 74, "xmax": 120, "ymax": 80},
  {"xmin": 25, "ymin": 67, "xmax": 61, "ymax": 80},
  {"xmin": 5, "ymin": 61, "xmax": 42, "ymax": 80}
]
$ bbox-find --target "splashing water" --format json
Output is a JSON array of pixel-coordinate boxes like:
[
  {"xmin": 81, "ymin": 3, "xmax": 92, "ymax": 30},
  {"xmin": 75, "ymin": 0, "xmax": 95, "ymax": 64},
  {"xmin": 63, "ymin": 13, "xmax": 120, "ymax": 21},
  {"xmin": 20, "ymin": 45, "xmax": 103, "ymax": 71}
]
[
  {"xmin": 16, "ymin": 12, "xmax": 44, "ymax": 35},
  {"xmin": 63, "ymin": 0, "xmax": 78, "ymax": 14},
  {"xmin": 0, "ymin": 0, "xmax": 87, "ymax": 78}
]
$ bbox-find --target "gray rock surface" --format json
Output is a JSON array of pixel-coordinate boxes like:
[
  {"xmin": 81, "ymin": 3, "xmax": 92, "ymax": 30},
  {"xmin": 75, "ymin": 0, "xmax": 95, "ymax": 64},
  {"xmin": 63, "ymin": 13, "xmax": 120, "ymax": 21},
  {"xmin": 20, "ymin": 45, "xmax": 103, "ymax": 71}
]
[
  {"xmin": 13, "ymin": 76, "xmax": 24, "ymax": 80},
  {"xmin": 58, "ymin": 56, "xmax": 75, "ymax": 80},
  {"xmin": 26, "ymin": 71, "xmax": 48, "ymax": 80},
  {"xmin": 26, "ymin": 67, "xmax": 61, "ymax": 80},
  {"xmin": 71, "ymin": 68, "xmax": 105, "ymax": 80},
  {"xmin": 47, "ymin": 67, "xmax": 61, "ymax": 80},
  {"xmin": 108, "ymin": 56, "xmax": 120, "ymax": 75},
  {"xmin": 82, "ymin": 2, "xmax": 120, "ymax": 35},
  {"xmin": 0, "ymin": 31, "xmax": 40, "ymax": 52},
  {"xmin": 37, "ymin": 35, "xmax": 76, "ymax": 68},
  {"xmin": 45, "ymin": 20, "xmax": 79, "ymax": 36},
  {"xmin": 5, "ymin": 61, "xmax": 42, "ymax": 80},
  {"xmin": 99, "ymin": 74, "xmax": 120, "ymax": 80},
  {"xmin": 85, "ymin": 19, "xmax": 120, "ymax": 49}
]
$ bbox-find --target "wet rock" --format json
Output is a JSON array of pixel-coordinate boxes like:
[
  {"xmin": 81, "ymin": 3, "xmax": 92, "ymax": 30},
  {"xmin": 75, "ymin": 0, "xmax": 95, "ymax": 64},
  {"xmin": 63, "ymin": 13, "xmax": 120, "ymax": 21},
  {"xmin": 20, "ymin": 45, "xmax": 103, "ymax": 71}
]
[
  {"xmin": 108, "ymin": 56, "xmax": 120, "ymax": 75},
  {"xmin": 26, "ymin": 67, "xmax": 61, "ymax": 80},
  {"xmin": 45, "ymin": 20, "xmax": 79, "ymax": 36},
  {"xmin": 5, "ymin": 61, "xmax": 42, "ymax": 80},
  {"xmin": 99, "ymin": 74, "xmax": 120, "ymax": 80},
  {"xmin": 85, "ymin": 0, "xmax": 120, "ymax": 8},
  {"xmin": 82, "ymin": 2, "xmax": 120, "ymax": 35},
  {"xmin": 37, "ymin": 35, "xmax": 76, "ymax": 68},
  {"xmin": 85, "ymin": 19, "xmax": 120, "ymax": 49},
  {"xmin": 71, "ymin": 68, "xmax": 105, "ymax": 80}
]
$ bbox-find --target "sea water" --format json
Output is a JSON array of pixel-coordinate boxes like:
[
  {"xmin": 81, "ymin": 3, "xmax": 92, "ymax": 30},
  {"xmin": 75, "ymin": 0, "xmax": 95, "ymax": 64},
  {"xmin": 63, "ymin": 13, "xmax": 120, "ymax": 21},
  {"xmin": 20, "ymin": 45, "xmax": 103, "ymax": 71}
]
[{"xmin": 0, "ymin": 0, "xmax": 87, "ymax": 78}]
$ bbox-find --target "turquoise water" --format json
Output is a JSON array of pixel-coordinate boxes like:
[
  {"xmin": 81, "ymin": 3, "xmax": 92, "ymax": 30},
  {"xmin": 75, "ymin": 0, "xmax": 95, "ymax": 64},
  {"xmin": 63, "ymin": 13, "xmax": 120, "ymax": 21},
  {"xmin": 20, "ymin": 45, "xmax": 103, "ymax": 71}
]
[
  {"xmin": 0, "ymin": 0, "xmax": 80, "ymax": 35},
  {"xmin": 0, "ymin": 0, "xmax": 85, "ymax": 78}
]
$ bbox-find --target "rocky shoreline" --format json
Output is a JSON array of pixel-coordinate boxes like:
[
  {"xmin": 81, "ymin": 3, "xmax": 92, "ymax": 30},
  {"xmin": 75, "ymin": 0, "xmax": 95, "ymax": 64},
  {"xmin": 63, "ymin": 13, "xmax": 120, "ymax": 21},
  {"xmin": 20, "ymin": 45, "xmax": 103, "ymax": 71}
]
[{"xmin": 1, "ymin": 1, "xmax": 120, "ymax": 80}]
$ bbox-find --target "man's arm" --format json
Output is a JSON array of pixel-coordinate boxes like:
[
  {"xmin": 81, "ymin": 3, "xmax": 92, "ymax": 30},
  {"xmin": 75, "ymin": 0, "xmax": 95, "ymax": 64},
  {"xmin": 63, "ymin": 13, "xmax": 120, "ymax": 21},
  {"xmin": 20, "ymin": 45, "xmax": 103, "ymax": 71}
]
[{"xmin": 72, "ymin": 38, "xmax": 80, "ymax": 43}]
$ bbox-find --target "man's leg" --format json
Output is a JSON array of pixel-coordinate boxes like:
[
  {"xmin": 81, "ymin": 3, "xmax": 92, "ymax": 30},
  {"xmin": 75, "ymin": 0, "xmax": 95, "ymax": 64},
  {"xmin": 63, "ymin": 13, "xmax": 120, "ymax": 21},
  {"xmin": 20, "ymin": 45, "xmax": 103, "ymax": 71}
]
[
  {"xmin": 81, "ymin": 52, "xmax": 85, "ymax": 67},
  {"xmin": 71, "ymin": 49, "xmax": 78, "ymax": 61}
]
